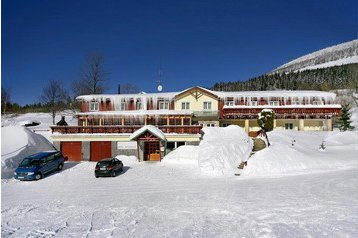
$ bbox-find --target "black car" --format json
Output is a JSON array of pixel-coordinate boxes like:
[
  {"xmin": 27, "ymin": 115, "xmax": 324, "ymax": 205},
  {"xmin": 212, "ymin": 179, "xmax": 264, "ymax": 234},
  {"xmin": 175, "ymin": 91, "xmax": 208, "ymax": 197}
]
[{"xmin": 95, "ymin": 158, "xmax": 123, "ymax": 178}]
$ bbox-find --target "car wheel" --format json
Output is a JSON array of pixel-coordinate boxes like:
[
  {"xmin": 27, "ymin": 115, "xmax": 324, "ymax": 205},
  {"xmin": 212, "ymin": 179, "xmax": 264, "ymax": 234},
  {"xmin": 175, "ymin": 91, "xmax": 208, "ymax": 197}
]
[
  {"xmin": 57, "ymin": 163, "xmax": 64, "ymax": 171},
  {"xmin": 95, "ymin": 175, "xmax": 99, "ymax": 178},
  {"xmin": 111, "ymin": 170, "xmax": 116, "ymax": 177},
  {"xmin": 35, "ymin": 173, "xmax": 42, "ymax": 180}
]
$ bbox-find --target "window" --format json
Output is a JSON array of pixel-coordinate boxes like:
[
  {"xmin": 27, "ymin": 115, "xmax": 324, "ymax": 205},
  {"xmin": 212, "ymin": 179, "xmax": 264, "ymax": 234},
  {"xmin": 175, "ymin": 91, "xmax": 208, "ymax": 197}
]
[
  {"xmin": 120, "ymin": 102, "xmax": 126, "ymax": 111},
  {"xmin": 90, "ymin": 102, "xmax": 99, "ymax": 111},
  {"xmin": 136, "ymin": 102, "xmax": 143, "ymax": 110},
  {"xmin": 225, "ymin": 101, "xmax": 234, "ymax": 106},
  {"xmin": 159, "ymin": 101, "xmax": 169, "ymax": 110},
  {"xmin": 203, "ymin": 101, "xmax": 212, "ymax": 110},
  {"xmin": 269, "ymin": 101, "xmax": 279, "ymax": 106},
  {"xmin": 285, "ymin": 123, "xmax": 293, "ymax": 130},
  {"xmin": 181, "ymin": 102, "xmax": 190, "ymax": 110},
  {"xmin": 250, "ymin": 101, "xmax": 258, "ymax": 106}
]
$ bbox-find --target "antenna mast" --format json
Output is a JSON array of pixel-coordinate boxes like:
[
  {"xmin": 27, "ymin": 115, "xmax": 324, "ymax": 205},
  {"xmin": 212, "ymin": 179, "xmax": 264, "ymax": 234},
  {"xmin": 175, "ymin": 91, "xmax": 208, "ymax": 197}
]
[{"xmin": 157, "ymin": 61, "xmax": 163, "ymax": 92}]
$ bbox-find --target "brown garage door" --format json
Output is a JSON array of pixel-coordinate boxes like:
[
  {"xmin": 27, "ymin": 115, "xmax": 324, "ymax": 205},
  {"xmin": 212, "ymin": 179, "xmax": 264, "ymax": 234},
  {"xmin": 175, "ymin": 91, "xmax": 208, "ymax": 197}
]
[
  {"xmin": 61, "ymin": 142, "xmax": 82, "ymax": 161},
  {"xmin": 90, "ymin": 141, "xmax": 112, "ymax": 162}
]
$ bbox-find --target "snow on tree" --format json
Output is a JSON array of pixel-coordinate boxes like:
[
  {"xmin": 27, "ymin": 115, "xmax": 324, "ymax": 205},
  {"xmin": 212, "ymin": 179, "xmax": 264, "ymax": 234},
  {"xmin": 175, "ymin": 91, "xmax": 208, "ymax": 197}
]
[
  {"xmin": 257, "ymin": 109, "xmax": 275, "ymax": 146},
  {"xmin": 337, "ymin": 104, "xmax": 355, "ymax": 131}
]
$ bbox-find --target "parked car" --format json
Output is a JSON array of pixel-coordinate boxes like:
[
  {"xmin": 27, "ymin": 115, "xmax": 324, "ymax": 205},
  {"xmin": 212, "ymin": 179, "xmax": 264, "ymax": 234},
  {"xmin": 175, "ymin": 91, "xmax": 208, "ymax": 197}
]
[
  {"xmin": 14, "ymin": 151, "xmax": 66, "ymax": 181},
  {"xmin": 95, "ymin": 158, "xmax": 123, "ymax": 178}
]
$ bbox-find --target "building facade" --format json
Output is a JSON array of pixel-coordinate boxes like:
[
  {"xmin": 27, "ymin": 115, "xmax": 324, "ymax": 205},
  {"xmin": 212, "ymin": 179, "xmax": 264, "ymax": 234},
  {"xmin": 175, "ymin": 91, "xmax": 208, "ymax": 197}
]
[{"xmin": 51, "ymin": 87, "xmax": 341, "ymax": 162}]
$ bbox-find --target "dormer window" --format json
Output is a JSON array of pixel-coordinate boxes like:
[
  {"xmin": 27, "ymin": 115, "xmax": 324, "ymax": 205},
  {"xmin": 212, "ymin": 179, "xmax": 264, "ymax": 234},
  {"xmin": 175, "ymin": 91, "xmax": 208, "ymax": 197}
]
[{"xmin": 90, "ymin": 101, "xmax": 99, "ymax": 111}]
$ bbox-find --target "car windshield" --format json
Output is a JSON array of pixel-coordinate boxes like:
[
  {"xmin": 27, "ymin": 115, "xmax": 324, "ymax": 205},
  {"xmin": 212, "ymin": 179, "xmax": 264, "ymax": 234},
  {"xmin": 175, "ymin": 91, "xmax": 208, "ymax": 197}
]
[
  {"xmin": 19, "ymin": 158, "xmax": 39, "ymax": 168},
  {"xmin": 97, "ymin": 161, "xmax": 111, "ymax": 167}
]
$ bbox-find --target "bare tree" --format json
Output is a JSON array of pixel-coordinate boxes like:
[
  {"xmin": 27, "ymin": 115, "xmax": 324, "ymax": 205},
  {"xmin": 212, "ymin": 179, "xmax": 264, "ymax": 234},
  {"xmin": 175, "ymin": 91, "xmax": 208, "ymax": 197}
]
[
  {"xmin": 41, "ymin": 79, "xmax": 69, "ymax": 124},
  {"xmin": 73, "ymin": 52, "xmax": 109, "ymax": 96},
  {"xmin": 121, "ymin": 83, "xmax": 140, "ymax": 94},
  {"xmin": 1, "ymin": 87, "xmax": 11, "ymax": 114}
]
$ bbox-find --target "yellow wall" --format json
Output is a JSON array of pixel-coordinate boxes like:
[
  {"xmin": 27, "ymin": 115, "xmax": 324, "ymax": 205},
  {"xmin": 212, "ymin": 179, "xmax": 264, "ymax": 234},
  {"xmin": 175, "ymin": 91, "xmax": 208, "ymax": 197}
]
[{"xmin": 175, "ymin": 94, "xmax": 218, "ymax": 111}]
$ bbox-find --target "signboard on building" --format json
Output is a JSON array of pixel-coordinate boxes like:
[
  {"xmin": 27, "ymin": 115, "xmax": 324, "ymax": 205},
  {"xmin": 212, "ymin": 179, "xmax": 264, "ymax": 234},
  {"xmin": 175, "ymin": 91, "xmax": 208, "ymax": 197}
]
[{"xmin": 117, "ymin": 141, "xmax": 137, "ymax": 150}]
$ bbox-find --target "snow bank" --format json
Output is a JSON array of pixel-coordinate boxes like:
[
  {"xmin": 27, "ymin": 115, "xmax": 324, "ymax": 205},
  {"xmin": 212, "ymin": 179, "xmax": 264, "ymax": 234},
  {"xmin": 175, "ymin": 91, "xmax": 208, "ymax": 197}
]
[
  {"xmin": 164, "ymin": 125, "xmax": 253, "ymax": 175},
  {"xmin": 350, "ymin": 107, "xmax": 358, "ymax": 130},
  {"xmin": 241, "ymin": 130, "xmax": 358, "ymax": 177},
  {"xmin": 1, "ymin": 126, "xmax": 55, "ymax": 179}
]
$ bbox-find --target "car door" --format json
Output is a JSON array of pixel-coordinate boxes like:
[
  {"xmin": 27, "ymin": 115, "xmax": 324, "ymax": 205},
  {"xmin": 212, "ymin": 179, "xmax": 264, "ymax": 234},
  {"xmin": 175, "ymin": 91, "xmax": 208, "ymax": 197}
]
[
  {"xmin": 47, "ymin": 154, "xmax": 58, "ymax": 172},
  {"xmin": 39, "ymin": 158, "xmax": 51, "ymax": 174},
  {"xmin": 114, "ymin": 159, "xmax": 121, "ymax": 171}
]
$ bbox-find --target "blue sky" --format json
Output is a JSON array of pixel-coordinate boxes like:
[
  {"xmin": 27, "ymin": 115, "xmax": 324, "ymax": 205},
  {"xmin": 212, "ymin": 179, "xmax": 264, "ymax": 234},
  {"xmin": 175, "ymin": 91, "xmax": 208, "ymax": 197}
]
[{"xmin": 3, "ymin": 0, "xmax": 357, "ymax": 105}]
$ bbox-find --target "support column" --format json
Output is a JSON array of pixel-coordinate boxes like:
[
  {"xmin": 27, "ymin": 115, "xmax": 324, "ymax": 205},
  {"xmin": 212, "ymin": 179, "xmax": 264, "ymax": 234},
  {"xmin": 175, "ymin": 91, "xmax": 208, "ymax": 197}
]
[
  {"xmin": 245, "ymin": 119, "xmax": 249, "ymax": 133},
  {"xmin": 326, "ymin": 119, "xmax": 332, "ymax": 131},
  {"xmin": 298, "ymin": 119, "xmax": 304, "ymax": 131},
  {"xmin": 167, "ymin": 116, "xmax": 170, "ymax": 125},
  {"xmin": 274, "ymin": 119, "xmax": 277, "ymax": 129}
]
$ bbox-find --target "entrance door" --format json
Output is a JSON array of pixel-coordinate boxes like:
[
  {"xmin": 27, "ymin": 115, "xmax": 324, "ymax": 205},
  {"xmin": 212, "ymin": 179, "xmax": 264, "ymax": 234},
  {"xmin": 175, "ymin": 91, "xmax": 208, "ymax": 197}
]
[{"xmin": 144, "ymin": 141, "xmax": 161, "ymax": 161}]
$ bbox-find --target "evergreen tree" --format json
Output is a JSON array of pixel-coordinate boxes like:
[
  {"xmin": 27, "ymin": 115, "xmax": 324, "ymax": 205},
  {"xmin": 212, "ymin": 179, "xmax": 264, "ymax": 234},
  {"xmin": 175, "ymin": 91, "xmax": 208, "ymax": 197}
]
[
  {"xmin": 257, "ymin": 109, "xmax": 275, "ymax": 146},
  {"xmin": 337, "ymin": 104, "xmax": 354, "ymax": 131}
]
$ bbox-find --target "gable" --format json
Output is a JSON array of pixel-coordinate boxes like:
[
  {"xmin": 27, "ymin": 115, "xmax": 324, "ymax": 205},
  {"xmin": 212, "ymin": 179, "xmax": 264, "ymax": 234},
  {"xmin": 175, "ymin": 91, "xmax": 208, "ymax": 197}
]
[{"xmin": 175, "ymin": 87, "xmax": 218, "ymax": 101}]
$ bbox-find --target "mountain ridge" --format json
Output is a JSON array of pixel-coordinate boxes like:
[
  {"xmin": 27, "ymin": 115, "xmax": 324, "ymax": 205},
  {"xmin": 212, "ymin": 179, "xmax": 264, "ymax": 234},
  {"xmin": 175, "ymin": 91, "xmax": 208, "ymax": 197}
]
[{"xmin": 272, "ymin": 39, "xmax": 358, "ymax": 73}]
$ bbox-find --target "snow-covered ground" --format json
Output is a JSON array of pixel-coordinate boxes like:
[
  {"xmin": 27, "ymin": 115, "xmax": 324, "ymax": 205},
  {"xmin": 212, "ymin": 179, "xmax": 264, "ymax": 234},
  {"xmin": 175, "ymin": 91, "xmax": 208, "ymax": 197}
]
[{"xmin": 1, "ymin": 110, "xmax": 358, "ymax": 237}]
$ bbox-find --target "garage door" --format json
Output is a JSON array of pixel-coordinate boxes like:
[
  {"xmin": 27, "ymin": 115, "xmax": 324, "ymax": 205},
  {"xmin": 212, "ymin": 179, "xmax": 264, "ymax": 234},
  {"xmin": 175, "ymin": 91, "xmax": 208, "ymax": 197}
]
[
  {"xmin": 90, "ymin": 141, "xmax": 112, "ymax": 162},
  {"xmin": 61, "ymin": 142, "xmax": 82, "ymax": 161}
]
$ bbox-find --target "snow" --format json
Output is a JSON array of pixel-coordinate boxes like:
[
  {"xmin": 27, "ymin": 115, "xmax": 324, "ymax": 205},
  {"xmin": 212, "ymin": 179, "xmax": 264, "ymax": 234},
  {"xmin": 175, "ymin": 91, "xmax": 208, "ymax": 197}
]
[
  {"xmin": 299, "ymin": 55, "xmax": 358, "ymax": 71},
  {"xmin": 129, "ymin": 125, "xmax": 166, "ymax": 141},
  {"xmin": 164, "ymin": 125, "xmax": 253, "ymax": 175},
  {"xmin": 1, "ymin": 126, "xmax": 55, "ymax": 179},
  {"xmin": 274, "ymin": 39, "xmax": 358, "ymax": 73},
  {"xmin": 2, "ymin": 110, "xmax": 358, "ymax": 236},
  {"xmin": 241, "ymin": 130, "xmax": 358, "ymax": 177}
]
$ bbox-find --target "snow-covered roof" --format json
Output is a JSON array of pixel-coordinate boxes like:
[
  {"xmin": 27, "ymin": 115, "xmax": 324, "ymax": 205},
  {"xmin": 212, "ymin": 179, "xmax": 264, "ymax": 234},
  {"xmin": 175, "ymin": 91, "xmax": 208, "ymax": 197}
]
[
  {"xmin": 223, "ymin": 104, "xmax": 342, "ymax": 109},
  {"xmin": 129, "ymin": 125, "xmax": 166, "ymax": 141},
  {"xmin": 212, "ymin": 90, "xmax": 336, "ymax": 99},
  {"xmin": 76, "ymin": 110, "xmax": 193, "ymax": 116},
  {"xmin": 76, "ymin": 87, "xmax": 337, "ymax": 102}
]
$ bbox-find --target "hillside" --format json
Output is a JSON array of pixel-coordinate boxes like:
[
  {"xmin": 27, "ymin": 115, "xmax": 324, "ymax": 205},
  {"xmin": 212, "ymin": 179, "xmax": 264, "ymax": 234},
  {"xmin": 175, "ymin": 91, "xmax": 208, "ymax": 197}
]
[
  {"xmin": 273, "ymin": 39, "xmax": 358, "ymax": 73},
  {"xmin": 211, "ymin": 40, "xmax": 358, "ymax": 93}
]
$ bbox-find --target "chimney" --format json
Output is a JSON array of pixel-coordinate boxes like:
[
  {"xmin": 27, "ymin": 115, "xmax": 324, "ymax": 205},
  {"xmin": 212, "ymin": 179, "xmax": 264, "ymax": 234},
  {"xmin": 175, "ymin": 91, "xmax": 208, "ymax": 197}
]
[{"xmin": 117, "ymin": 84, "xmax": 121, "ymax": 94}]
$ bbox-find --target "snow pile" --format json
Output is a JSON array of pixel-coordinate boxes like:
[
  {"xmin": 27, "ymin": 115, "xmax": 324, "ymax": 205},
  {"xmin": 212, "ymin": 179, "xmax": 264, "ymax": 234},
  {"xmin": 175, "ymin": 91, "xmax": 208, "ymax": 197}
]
[
  {"xmin": 241, "ymin": 130, "xmax": 358, "ymax": 177},
  {"xmin": 164, "ymin": 125, "xmax": 253, "ymax": 175},
  {"xmin": 1, "ymin": 126, "xmax": 55, "ymax": 179},
  {"xmin": 350, "ymin": 107, "xmax": 358, "ymax": 130},
  {"xmin": 115, "ymin": 155, "xmax": 139, "ymax": 166}
]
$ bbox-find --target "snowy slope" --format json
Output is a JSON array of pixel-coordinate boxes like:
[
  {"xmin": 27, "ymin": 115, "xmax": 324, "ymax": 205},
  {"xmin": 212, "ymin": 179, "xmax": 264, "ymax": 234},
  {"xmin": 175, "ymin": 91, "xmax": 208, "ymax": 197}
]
[{"xmin": 273, "ymin": 39, "xmax": 358, "ymax": 73}]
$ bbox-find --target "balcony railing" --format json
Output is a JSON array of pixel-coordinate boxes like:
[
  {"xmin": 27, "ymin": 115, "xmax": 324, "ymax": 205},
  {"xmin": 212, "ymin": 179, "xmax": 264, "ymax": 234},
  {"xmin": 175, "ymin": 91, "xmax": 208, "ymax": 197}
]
[
  {"xmin": 51, "ymin": 125, "xmax": 203, "ymax": 135},
  {"xmin": 193, "ymin": 110, "xmax": 219, "ymax": 117}
]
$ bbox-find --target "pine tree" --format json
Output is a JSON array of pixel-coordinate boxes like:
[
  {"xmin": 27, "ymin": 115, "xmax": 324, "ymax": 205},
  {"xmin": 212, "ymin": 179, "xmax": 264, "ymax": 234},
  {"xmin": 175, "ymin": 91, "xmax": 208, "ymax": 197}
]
[
  {"xmin": 257, "ymin": 109, "xmax": 275, "ymax": 146},
  {"xmin": 337, "ymin": 104, "xmax": 354, "ymax": 131}
]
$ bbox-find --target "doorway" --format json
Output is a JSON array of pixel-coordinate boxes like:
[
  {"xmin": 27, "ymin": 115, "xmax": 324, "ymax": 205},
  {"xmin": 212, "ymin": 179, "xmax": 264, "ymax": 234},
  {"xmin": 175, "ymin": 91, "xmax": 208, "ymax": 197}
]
[{"xmin": 144, "ymin": 141, "xmax": 161, "ymax": 161}]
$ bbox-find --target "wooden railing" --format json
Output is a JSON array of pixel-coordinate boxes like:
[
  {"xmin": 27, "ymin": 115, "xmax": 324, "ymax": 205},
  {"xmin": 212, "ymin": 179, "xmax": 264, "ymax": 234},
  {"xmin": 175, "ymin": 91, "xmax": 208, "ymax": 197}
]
[
  {"xmin": 222, "ymin": 107, "xmax": 341, "ymax": 119},
  {"xmin": 51, "ymin": 125, "xmax": 203, "ymax": 134}
]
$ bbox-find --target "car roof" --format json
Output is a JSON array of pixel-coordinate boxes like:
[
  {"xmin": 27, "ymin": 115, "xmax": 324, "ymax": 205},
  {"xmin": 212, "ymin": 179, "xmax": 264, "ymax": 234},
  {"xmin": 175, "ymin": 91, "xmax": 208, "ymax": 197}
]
[
  {"xmin": 98, "ymin": 158, "xmax": 114, "ymax": 162},
  {"xmin": 26, "ymin": 151, "xmax": 59, "ymax": 160}
]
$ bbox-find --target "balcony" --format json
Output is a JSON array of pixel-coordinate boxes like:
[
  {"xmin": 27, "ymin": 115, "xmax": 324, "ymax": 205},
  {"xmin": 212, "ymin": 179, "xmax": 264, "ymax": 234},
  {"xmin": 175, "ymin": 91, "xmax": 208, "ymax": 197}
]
[
  {"xmin": 193, "ymin": 110, "xmax": 219, "ymax": 118},
  {"xmin": 51, "ymin": 125, "xmax": 203, "ymax": 135}
]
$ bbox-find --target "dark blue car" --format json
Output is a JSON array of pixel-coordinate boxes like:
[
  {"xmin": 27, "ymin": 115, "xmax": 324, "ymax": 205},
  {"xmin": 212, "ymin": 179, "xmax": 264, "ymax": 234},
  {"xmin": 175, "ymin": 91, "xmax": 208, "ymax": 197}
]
[{"xmin": 14, "ymin": 151, "xmax": 66, "ymax": 180}]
